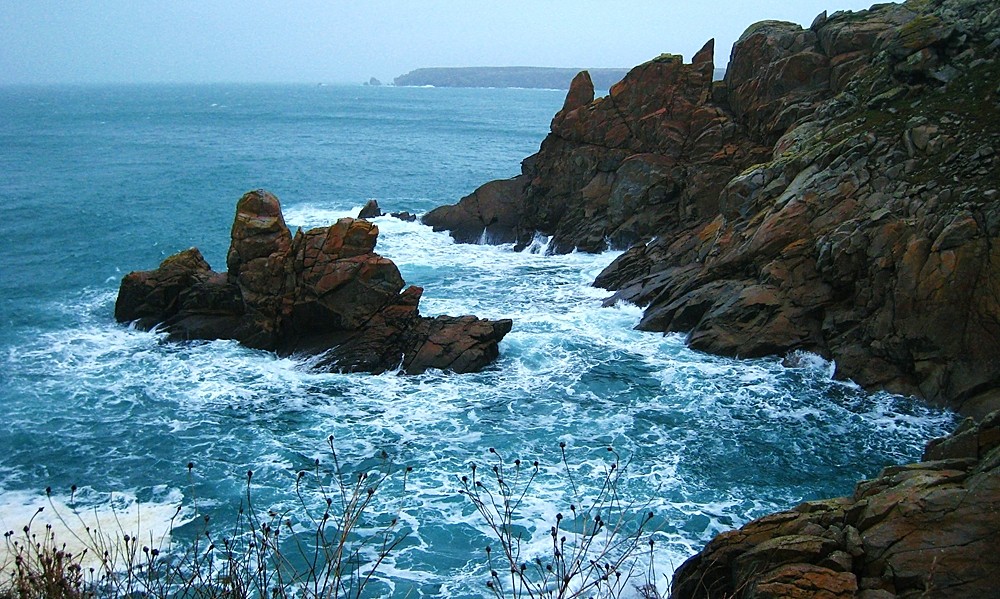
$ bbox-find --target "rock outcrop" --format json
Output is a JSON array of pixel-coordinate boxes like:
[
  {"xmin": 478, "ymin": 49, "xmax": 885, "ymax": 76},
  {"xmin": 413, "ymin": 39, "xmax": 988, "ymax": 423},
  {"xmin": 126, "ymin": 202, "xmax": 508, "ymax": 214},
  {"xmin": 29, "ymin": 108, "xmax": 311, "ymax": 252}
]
[
  {"xmin": 423, "ymin": 42, "xmax": 769, "ymax": 253},
  {"xmin": 116, "ymin": 190, "xmax": 512, "ymax": 374},
  {"xmin": 670, "ymin": 410, "xmax": 1000, "ymax": 599},
  {"xmin": 425, "ymin": 0, "xmax": 1000, "ymax": 414},
  {"xmin": 357, "ymin": 199, "xmax": 383, "ymax": 219}
]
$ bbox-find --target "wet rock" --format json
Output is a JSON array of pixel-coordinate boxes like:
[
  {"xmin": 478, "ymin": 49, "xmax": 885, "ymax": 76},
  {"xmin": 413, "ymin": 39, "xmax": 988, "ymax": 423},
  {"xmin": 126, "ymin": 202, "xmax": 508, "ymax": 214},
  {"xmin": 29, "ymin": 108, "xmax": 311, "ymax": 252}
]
[
  {"xmin": 116, "ymin": 190, "xmax": 512, "ymax": 375},
  {"xmin": 422, "ymin": 175, "xmax": 530, "ymax": 245},
  {"xmin": 389, "ymin": 211, "xmax": 417, "ymax": 222},
  {"xmin": 357, "ymin": 198, "xmax": 383, "ymax": 219}
]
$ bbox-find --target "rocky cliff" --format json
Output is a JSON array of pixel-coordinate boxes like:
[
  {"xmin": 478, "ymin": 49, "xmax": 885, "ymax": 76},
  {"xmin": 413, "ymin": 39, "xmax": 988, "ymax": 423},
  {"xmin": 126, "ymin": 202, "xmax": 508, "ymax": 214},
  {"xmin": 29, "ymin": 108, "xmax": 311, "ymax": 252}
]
[
  {"xmin": 424, "ymin": 0, "xmax": 1000, "ymax": 416},
  {"xmin": 115, "ymin": 190, "xmax": 511, "ymax": 374}
]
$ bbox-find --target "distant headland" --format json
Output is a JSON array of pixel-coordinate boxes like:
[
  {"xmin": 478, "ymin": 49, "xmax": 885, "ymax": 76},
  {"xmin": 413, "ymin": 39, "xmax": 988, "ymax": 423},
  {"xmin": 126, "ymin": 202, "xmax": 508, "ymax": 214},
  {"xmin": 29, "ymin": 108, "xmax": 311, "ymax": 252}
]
[{"xmin": 393, "ymin": 66, "xmax": 631, "ymax": 89}]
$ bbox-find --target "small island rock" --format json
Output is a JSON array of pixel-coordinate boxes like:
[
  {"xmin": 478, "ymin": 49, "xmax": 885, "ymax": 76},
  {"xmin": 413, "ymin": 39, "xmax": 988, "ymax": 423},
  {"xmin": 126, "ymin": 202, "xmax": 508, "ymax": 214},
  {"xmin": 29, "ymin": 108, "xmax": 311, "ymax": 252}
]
[{"xmin": 116, "ymin": 190, "xmax": 512, "ymax": 374}]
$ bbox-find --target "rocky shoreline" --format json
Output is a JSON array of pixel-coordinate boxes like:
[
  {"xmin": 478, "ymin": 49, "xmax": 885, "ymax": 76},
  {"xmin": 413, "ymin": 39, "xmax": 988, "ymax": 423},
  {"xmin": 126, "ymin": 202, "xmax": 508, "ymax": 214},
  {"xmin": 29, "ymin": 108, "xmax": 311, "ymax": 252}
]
[
  {"xmin": 422, "ymin": 0, "xmax": 1000, "ymax": 595},
  {"xmin": 115, "ymin": 190, "xmax": 511, "ymax": 375},
  {"xmin": 424, "ymin": 0, "xmax": 1000, "ymax": 417},
  {"xmin": 671, "ymin": 410, "xmax": 1000, "ymax": 598}
]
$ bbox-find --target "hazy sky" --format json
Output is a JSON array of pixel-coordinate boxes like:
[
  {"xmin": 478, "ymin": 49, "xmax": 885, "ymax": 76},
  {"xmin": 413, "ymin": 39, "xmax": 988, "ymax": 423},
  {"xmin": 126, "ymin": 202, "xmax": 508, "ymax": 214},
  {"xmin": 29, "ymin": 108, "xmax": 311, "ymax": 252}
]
[{"xmin": 2, "ymin": 1, "xmax": 880, "ymax": 85}]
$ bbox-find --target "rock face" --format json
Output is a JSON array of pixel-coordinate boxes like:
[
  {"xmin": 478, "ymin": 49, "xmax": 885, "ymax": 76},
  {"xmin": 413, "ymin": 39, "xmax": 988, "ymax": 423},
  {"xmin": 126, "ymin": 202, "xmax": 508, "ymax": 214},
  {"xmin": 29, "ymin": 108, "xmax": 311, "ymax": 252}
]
[
  {"xmin": 425, "ymin": 0, "xmax": 1000, "ymax": 414},
  {"xmin": 115, "ymin": 190, "xmax": 512, "ymax": 374},
  {"xmin": 670, "ymin": 410, "xmax": 1000, "ymax": 599},
  {"xmin": 423, "ymin": 41, "xmax": 768, "ymax": 254}
]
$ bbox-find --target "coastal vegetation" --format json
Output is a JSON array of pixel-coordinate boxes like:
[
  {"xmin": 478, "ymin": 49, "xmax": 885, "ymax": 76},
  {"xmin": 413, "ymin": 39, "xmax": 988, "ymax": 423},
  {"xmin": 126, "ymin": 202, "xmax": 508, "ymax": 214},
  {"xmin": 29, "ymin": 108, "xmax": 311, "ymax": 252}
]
[{"xmin": 1, "ymin": 438, "xmax": 408, "ymax": 599}]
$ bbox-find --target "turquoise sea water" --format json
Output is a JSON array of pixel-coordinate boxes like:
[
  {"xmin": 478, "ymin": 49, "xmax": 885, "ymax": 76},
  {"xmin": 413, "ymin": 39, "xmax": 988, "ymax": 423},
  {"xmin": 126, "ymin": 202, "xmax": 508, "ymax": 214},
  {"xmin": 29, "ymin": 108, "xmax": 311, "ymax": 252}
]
[{"xmin": 0, "ymin": 84, "xmax": 955, "ymax": 597}]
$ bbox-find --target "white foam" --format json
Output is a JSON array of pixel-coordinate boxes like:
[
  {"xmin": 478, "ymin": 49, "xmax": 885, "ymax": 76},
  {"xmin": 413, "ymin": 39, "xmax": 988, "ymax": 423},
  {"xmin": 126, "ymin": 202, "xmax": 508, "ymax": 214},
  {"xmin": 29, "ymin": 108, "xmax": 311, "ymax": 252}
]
[
  {"xmin": 1, "ymin": 211, "xmax": 960, "ymax": 596},
  {"xmin": 0, "ymin": 487, "xmax": 189, "ymax": 574}
]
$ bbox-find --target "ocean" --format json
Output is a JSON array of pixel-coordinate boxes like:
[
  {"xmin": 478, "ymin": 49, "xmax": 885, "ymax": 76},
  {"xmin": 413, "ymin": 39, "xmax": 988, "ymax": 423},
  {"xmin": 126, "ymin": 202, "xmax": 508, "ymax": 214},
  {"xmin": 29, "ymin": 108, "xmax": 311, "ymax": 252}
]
[{"xmin": 0, "ymin": 83, "xmax": 955, "ymax": 597}]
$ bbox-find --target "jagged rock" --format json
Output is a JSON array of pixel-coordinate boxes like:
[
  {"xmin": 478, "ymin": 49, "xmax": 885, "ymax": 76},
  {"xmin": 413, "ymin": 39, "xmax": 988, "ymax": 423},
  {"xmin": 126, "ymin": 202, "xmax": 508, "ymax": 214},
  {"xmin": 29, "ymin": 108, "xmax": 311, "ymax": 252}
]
[
  {"xmin": 357, "ymin": 199, "xmax": 383, "ymax": 219},
  {"xmin": 426, "ymin": 0, "xmax": 1000, "ymax": 414},
  {"xmin": 426, "ymin": 39, "xmax": 770, "ymax": 253},
  {"xmin": 670, "ymin": 411, "xmax": 1000, "ymax": 598},
  {"xmin": 389, "ymin": 211, "xmax": 417, "ymax": 222},
  {"xmin": 115, "ymin": 190, "xmax": 512, "ymax": 374}
]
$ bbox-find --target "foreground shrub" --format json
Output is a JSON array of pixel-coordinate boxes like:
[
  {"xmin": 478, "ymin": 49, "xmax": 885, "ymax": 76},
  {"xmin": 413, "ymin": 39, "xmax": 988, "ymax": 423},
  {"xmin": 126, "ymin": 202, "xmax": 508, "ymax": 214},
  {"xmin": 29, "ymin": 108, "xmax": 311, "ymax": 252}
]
[
  {"xmin": 460, "ymin": 444, "xmax": 663, "ymax": 599},
  {"xmin": 3, "ymin": 442, "xmax": 663, "ymax": 599}
]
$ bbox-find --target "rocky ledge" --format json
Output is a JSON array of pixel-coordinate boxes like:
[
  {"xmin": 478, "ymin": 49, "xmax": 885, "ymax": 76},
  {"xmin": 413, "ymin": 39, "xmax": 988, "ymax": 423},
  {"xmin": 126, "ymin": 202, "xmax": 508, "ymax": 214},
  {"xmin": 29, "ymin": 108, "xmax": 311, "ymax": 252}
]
[
  {"xmin": 424, "ymin": 0, "xmax": 1000, "ymax": 416},
  {"xmin": 670, "ymin": 410, "xmax": 1000, "ymax": 598},
  {"xmin": 115, "ymin": 190, "xmax": 512, "ymax": 374}
]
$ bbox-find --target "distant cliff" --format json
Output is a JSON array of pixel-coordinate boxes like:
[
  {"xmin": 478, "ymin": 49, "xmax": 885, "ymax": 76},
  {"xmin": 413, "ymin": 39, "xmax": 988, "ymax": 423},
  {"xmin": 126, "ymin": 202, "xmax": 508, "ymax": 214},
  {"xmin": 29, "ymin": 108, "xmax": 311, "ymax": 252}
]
[{"xmin": 393, "ymin": 67, "xmax": 632, "ymax": 89}]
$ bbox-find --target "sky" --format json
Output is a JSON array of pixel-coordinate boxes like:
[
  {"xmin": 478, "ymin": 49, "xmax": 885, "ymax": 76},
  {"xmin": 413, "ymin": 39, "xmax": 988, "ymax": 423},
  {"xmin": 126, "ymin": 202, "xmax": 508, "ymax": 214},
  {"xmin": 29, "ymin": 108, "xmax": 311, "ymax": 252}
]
[{"xmin": 1, "ymin": 1, "xmax": 882, "ymax": 85}]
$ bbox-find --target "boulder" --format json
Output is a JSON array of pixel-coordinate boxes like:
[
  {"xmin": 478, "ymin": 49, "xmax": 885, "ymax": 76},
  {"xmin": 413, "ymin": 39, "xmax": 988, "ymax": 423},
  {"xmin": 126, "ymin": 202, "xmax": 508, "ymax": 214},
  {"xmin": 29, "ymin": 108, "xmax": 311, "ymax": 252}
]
[
  {"xmin": 116, "ymin": 190, "xmax": 512, "ymax": 375},
  {"xmin": 115, "ymin": 248, "xmax": 214, "ymax": 329},
  {"xmin": 422, "ymin": 175, "xmax": 530, "ymax": 245},
  {"xmin": 670, "ymin": 411, "xmax": 1000, "ymax": 598}
]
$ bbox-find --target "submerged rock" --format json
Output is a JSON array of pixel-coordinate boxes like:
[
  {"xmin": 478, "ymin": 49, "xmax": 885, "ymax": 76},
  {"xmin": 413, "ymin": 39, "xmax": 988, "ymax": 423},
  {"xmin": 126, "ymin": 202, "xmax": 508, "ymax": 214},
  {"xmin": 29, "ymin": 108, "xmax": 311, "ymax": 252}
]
[
  {"xmin": 116, "ymin": 190, "xmax": 512, "ymax": 374},
  {"xmin": 670, "ymin": 410, "xmax": 1000, "ymax": 599}
]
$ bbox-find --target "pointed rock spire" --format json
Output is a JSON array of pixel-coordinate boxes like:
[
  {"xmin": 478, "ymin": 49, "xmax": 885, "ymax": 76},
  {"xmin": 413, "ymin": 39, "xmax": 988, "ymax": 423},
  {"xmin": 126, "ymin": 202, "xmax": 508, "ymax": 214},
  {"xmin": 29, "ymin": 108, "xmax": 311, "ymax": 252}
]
[{"xmin": 561, "ymin": 70, "xmax": 595, "ymax": 113}]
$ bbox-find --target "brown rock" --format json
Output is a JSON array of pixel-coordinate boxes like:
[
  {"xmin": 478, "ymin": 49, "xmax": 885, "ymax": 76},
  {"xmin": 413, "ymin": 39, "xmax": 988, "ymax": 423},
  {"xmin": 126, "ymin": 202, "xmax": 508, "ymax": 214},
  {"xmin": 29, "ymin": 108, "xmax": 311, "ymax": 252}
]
[
  {"xmin": 725, "ymin": 20, "xmax": 831, "ymax": 144},
  {"xmin": 427, "ymin": 38, "xmax": 769, "ymax": 253},
  {"xmin": 671, "ymin": 412, "xmax": 1000, "ymax": 599},
  {"xmin": 751, "ymin": 564, "xmax": 857, "ymax": 599},
  {"xmin": 115, "ymin": 248, "xmax": 215, "ymax": 329},
  {"xmin": 422, "ymin": 175, "xmax": 530, "ymax": 245},
  {"xmin": 561, "ymin": 70, "xmax": 594, "ymax": 113},
  {"xmin": 116, "ymin": 190, "xmax": 512, "ymax": 375}
]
